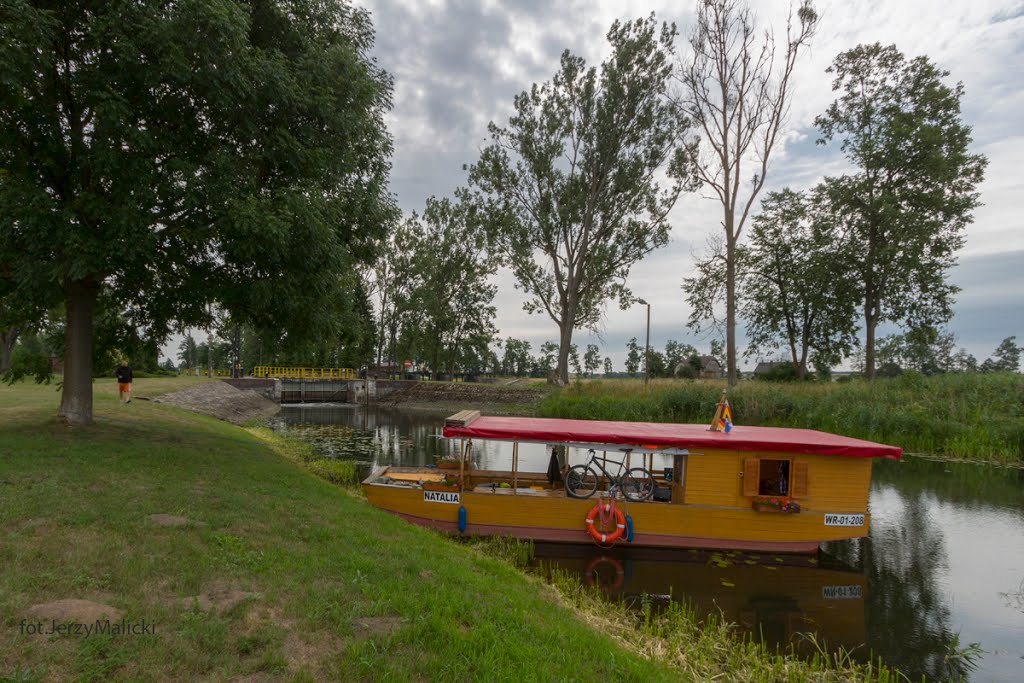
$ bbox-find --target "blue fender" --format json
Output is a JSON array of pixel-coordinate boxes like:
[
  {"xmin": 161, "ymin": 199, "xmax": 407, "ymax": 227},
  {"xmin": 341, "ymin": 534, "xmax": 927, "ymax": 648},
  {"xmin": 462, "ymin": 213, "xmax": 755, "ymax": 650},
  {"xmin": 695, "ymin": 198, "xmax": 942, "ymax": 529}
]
[
  {"xmin": 625, "ymin": 514, "xmax": 634, "ymax": 542},
  {"xmin": 458, "ymin": 505, "xmax": 467, "ymax": 533}
]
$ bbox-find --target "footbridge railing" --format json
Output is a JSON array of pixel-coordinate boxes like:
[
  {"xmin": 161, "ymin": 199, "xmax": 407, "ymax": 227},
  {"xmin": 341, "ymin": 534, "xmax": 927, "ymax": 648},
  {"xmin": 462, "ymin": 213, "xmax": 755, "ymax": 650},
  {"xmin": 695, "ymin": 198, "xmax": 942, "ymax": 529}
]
[{"xmin": 252, "ymin": 366, "xmax": 358, "ymax": 379}]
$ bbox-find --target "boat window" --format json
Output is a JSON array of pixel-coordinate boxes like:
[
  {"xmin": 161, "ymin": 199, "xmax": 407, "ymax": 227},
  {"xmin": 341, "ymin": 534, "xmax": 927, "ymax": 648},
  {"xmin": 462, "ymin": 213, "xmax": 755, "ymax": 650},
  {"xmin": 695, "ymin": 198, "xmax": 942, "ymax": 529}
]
[{"xmin": 758, "ymin": 459, "xmax": 790, "ymax": 496}]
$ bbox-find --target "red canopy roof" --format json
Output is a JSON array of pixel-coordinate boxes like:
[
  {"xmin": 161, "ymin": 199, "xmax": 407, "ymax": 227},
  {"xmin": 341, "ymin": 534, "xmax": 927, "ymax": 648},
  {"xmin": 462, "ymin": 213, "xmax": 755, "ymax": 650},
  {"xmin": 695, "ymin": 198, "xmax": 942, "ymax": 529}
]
[{"xmin": 443, "ymin": 416, "xmax": 902, "ymax": 459}]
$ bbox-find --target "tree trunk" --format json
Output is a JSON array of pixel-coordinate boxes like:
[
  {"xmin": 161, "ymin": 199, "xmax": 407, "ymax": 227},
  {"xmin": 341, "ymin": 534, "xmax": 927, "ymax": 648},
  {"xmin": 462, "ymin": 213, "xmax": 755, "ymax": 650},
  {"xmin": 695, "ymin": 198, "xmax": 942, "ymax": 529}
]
[
  {"xmin": 58, "ymin": 280, "xmax": 99, "ymax": 425},
  {"xmin": 0, "ymin": 326, "xmax": 19, "ymax": 373},
  {"xmin": 554, "ymin": 322, "xmax": 573, "ymax": 386},
  {"xmin": 864, "ymin": 306, "xmax": 876, "ymax": 380},
  {"xmin": 726, "ymin": 237, "xmax": 738, "ymax": 386}
]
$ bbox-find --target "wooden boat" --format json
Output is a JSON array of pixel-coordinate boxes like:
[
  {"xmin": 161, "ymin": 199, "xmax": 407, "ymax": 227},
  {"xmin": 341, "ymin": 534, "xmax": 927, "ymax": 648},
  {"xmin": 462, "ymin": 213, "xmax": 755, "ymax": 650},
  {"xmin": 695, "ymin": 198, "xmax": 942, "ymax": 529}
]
[{"xmin": 361, "ymin": 410, "xmax": 902, "ymax": 553}]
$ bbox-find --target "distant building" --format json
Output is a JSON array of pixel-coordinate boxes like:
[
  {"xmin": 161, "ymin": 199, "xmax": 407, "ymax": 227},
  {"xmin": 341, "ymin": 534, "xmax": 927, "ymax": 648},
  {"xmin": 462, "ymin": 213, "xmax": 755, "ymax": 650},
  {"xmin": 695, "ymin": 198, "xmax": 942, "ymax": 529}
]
[
  {"xmin": 753, "ymin": 361, "xmax": 787, "ymax": 377},
  {"xmin": 699, "ymin": 355, "xmax": 724, "ymax": 379}
]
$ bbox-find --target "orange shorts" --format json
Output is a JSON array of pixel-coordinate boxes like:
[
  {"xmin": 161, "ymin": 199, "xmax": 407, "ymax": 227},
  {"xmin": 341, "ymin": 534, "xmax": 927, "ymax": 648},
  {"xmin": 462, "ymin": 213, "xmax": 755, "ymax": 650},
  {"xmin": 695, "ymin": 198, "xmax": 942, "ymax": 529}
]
[{"xmin": 118, "ymin": 383, "xmax": 131, "ymax": 392}]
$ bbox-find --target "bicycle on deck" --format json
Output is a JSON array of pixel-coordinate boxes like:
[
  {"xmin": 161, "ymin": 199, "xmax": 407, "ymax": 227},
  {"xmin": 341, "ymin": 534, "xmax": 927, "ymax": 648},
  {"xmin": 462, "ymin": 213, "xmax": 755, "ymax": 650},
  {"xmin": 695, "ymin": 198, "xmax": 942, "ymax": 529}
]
[{"xmin": 564, "ymin": 449, "xmax": 655, "ymax": 501}]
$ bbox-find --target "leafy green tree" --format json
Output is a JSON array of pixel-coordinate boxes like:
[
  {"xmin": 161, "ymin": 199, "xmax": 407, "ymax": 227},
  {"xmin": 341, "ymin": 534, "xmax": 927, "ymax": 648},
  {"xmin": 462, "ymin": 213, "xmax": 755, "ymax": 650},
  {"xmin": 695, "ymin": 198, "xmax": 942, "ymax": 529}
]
[
  {"xmin": 664, "ymin": 339, "xmax": 698, "ymax": 377},
  {"xmin": 625, "ymin": 337, "xmax": 641, "ymax": 377},
  {"xmin": 740, "ymin": 188, "xmax": 858, "ymax": 379},
  {"xmin": 603, "ymin": 357, "xmax": 613, "ymax": 376},
  {"xmin": 177, "ymin": 335, "xmax": 199, "ymax": 373},
  {"xmin": 0, "ymin": 0, "xmax": 394, "ymax": 423},
  {"xmin": 951, "ymin": 349, "xmax": 978, "ymax": 373},
  {"xmin": 399, "ymin": 198, "xmax": 497, "ymax": 375},
  {"xmin": 583, "ymin": 344, "xmax": 601, "ymax": 378},
  {"xmin": 569, "ymin": 344, "xmax": 583, "ymax": 378},
  {"xmin": 815, "ymin": 44, "xmax": 988, "ymax": 379},
  {"xmin": 981, "ymin": 336, "xmax": 1020, "ymax": 373},
  {"xmin": 5, "ymin": 331, "xmax": 55, "ymax": 383},
  {"xmin": 467, "ymin": 15, "xmax": 697, "ymax": 385},
  {"xmin": 647, "ymin": 350, "xmax": 667, "ymax": 378},
  {"xmin": 534, "ymin": 341, "xmax": 559, "ymax": 379},
  {"xmin": 500, "ymin": 338, "xmax": 532, "ymax": 377},
  {"xmin": 676, "ymin": 0, "xmax": 819, "ymax": 386}
]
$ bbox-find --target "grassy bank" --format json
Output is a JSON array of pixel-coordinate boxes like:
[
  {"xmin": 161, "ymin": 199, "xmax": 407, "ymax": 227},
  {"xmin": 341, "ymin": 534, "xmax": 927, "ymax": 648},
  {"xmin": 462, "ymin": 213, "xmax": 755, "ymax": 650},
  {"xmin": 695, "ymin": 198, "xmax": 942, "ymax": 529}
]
[
  {"xmin": 538, "ymin": 373, "xmax": 1024, "ymax": 464},
  {"xmin": 0, "ymin": 379, "xmax": 666, "ymax": 681},
  {"xmin": 1, "ymin": 378, "xmax": 900, "ymax": 681}
]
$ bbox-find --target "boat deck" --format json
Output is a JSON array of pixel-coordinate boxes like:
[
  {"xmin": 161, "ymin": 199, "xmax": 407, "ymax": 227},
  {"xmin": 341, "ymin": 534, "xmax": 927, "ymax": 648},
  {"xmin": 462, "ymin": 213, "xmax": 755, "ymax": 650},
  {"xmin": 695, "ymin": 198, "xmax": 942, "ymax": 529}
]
[{"xmin": 367, "ymin": 465, "xmax": 673, "ymax": 502}]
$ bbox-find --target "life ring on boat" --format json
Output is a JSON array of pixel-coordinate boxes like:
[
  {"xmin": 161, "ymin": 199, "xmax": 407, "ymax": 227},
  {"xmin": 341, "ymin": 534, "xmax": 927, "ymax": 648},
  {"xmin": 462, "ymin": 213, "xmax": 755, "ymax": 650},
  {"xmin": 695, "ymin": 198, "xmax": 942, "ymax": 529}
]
[
  {"xmin": 584, "ymin": 555, "xmax": 625, "ymax": 591},
  {"xmin": 585, "ymin": 500, "xmax": 626, "ymax": 544}
]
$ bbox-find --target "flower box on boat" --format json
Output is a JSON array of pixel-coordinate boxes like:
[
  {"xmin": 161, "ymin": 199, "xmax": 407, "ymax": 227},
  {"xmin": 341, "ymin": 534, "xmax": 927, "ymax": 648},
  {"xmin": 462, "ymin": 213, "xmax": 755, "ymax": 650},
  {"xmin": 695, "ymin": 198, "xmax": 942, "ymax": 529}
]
[
  {"xmin": 752, "ymin": 496, "xmax": 801, "ymax": 513},
  {"xmin": 362, "ymin": 411, "xmax": 901, "ymax": 554}
]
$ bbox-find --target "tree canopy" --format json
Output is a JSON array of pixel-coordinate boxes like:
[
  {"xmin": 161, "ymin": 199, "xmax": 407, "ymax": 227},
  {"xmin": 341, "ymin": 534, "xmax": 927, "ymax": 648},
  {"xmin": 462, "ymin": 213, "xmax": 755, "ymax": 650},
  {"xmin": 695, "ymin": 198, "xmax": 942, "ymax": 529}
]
[
  {"xmin": 0, "ymin": 0, "xmax": 395, "ymax": 423},
  {"xmin": 815, "ymin": 43, "xmax": 987, "ymax": 379},
  {"xmin": 467, "ymin": 15, "xmax": 697, "ymax": 385}
]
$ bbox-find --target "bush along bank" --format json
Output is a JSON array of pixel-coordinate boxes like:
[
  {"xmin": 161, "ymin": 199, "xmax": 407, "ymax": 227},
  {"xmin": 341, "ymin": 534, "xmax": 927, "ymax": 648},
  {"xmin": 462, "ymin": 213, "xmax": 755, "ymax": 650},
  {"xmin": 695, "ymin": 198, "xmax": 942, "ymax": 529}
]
[{"xmin": 537, "ymin": 372, "xmax": 1024, "ymax": 464}]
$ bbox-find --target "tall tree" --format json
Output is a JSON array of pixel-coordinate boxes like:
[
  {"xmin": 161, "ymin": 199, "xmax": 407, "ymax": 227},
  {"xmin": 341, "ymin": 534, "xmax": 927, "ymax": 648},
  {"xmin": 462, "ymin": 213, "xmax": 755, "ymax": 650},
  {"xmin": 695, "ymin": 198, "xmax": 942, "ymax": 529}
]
[
  {"xmin": 664, "ymin": 339, "xmax": 698, "ymax": 376},
  {"xmin": 676, "ymin": 0, "xmax": 818, "ymax": 386},
  {"xmin": 0, "ymin": 1, "xmax": 395, "ymax": 423},
  {"xmin": 625, "ymin": 337, "xmax": 642, "ymax": 377},
  {"xmin": 583, "ymin": 344, "xmax": 601, "ymax": 378},
  {"xmin": 603, "ymin": 357, "xmax": 613, "ymax": 376},
  {"xmin": 981, "ymin": 336, "xmax": 1020, "ymax": 373},
  {"xmin": 740, "ymin": 188, "xmax": 858, "ymax": 379},
  {"xmin": 177, "ymin": 335, "xmax": 199, "ymax": 373},
  {"xmin": 815, "ymin": 44, "xmax": 987, "ymax": 378},
  {"xmin": 467, "ymin": 15, "xmax": 697, "ymax": 385},
  {"xmin": 400, "ymin": 198, "xmax": 497, "ymax": 375},
  {"xmin": 500, "ymin": 338, "xmax": 532, "ymax": 377}
]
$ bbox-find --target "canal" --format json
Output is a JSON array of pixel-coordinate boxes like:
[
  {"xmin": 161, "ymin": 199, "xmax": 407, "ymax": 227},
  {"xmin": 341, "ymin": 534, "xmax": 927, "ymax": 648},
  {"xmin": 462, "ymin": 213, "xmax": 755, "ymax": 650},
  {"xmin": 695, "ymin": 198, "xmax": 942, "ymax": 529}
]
[{"xmin": 270, "ymin": 404, "xmax": 1024, "ymax": 682}]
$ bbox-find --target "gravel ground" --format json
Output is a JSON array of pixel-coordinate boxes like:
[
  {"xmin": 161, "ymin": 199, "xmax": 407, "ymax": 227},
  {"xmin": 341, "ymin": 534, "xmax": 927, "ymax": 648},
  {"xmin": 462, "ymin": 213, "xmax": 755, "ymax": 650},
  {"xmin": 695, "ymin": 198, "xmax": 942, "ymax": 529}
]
[{"xmin": 154, "ymin": 381, "xmax": 280, "ymax": 424}]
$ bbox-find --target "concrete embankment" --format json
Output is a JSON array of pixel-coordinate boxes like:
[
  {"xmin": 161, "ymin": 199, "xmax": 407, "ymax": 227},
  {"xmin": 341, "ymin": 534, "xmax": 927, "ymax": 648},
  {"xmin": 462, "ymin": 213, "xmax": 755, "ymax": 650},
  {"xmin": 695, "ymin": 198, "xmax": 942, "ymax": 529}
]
[
  {"xmin": 154, "ymin": 380, "xmax": 281, "ymax": 424},
  {"xmin": 153, "ymin": 378, "xmax": 548, "ymax": 423}
]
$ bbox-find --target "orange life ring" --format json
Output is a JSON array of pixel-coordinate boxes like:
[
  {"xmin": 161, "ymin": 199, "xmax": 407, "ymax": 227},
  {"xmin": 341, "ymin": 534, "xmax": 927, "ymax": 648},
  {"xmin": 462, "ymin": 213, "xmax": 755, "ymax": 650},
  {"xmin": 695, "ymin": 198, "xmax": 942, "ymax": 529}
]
[
  {"xmin": 584, "ymin": 555, "xmax": 625, "ymax": 591},
  {"xmin": 585, "ymin": 500, "xmax": 626, "ymax": 544}
]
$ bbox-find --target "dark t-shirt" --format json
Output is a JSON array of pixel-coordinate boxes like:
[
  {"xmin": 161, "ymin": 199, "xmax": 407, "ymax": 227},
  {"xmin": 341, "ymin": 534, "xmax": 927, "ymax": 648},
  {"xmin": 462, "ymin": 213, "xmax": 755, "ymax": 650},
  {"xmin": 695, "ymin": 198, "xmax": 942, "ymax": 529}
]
[{"xmin": 115, "ymin": 366, "xmax": 133, "ymax": 383}]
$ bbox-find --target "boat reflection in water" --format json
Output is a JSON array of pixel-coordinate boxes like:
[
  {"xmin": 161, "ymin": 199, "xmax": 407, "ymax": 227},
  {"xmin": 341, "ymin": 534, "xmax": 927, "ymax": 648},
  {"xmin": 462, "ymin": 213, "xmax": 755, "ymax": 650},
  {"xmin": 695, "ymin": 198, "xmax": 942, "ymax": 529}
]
[{"xmin": 531, "ymin": 542, "xmax": 867, "ymax": 657}]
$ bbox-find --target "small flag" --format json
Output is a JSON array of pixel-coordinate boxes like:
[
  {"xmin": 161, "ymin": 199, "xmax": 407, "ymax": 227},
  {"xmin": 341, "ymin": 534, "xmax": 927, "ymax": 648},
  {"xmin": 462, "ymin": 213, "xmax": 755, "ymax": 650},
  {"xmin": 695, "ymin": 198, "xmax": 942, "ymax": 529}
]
[{"xmin": 709, "ymin": 390, "xmax": 733, "ymax": 432}]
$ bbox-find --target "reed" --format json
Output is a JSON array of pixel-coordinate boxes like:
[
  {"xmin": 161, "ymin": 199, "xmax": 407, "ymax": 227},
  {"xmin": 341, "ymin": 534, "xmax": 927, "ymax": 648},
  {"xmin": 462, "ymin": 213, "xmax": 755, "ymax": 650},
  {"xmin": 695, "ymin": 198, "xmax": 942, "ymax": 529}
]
[
  {"xmin": 538, "ymin": 373, "xmax": 1024, "ymax": 464},
  {"xmin": 537, "ymin": 560, "xmax": 904, "ymax": 682},
  {"xmin": 248, "ymin": 426, "xmax": 360, "ymax": 487}
]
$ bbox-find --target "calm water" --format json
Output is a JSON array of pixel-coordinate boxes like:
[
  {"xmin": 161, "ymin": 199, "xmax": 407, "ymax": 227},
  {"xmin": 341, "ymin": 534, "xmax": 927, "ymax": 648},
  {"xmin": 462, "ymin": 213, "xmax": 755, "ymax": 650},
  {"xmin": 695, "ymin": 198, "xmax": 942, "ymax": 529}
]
[{"xmin": 270, "ymin": 404, "xmax": 1024, "ymax": 682}]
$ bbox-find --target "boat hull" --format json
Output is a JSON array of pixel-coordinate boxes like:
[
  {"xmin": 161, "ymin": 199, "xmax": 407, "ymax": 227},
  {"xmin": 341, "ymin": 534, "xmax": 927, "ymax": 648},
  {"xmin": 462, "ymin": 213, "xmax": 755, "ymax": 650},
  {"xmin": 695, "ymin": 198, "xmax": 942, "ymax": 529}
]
[{"xmin": 364, "ymin": 482, "xmax": 869, "ymax": 554}]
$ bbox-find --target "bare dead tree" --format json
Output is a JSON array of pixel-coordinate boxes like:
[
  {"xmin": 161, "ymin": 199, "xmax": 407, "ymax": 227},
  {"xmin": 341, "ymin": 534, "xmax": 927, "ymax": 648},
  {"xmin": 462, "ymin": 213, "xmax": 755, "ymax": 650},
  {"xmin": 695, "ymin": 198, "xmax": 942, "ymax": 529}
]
[{"xmin": 677, "ymin": 0, "xmax": 818, "ymax": 386}]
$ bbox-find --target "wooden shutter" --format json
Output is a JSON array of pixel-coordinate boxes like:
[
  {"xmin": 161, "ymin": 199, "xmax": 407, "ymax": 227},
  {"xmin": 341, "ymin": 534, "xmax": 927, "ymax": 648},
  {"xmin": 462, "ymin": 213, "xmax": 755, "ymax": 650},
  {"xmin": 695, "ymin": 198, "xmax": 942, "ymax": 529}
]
[
  {"xmin": 790, "ymin": 461, "xmax": 809, "ymax": 497},
  {"xmin": 742, "ymin": 459, "xmax": 759, "ymax": 496}
]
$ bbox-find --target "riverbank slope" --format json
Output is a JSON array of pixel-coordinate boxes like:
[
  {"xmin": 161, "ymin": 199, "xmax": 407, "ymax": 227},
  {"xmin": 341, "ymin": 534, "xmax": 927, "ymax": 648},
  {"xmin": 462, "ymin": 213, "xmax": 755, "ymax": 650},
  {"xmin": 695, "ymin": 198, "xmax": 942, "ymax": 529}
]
[{"xmin": 0, "ymin": 378, "xmax": 666, "ymax": 681}]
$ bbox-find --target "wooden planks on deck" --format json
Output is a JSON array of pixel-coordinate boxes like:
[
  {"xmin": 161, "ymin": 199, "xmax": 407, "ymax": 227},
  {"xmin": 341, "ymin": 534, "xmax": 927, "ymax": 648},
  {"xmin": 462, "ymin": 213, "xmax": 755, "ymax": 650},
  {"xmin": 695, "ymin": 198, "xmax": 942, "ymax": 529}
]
[{"xmin": 444, "ymin": 410, "xmax": 481, "ymax": 427}]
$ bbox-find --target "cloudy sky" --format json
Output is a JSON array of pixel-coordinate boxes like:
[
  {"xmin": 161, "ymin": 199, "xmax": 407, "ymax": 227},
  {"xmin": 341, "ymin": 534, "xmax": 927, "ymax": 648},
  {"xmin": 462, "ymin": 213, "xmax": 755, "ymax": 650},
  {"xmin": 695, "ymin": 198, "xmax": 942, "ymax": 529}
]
[{"xmin": 347, "ymin": 0, "xmax": 1022, "ymax": 371}]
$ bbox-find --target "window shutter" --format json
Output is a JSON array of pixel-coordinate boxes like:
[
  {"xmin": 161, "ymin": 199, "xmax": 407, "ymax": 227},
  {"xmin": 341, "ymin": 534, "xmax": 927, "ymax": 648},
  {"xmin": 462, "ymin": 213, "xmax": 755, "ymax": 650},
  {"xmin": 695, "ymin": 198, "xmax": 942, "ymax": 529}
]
[
  {"xmin": 790, "ymin": 461, "xmax": 809, "ymax": 497},
  {"xmin": 742, "ymin": 459, "xmax": 759, "ymax": 497}
]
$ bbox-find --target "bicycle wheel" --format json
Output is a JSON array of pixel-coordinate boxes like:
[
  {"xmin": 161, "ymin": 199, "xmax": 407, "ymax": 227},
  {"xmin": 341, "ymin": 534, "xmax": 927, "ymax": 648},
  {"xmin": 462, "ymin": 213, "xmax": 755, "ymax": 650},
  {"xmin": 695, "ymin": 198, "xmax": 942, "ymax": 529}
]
[
  {"xmin": 565, "ymin": 465, "xmax": 599, "ymax": 499},
  {"xmin": 622, "ymin": 467, "xmax": 655, "ymax": 501}
]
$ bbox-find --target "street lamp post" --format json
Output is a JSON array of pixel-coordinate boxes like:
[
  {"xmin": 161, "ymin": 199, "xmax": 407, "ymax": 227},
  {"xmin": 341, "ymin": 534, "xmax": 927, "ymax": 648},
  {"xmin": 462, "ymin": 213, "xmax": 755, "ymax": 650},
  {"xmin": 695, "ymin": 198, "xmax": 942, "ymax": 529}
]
[{"xmin": 637, "ymin": 298, "xmax": 650, "ymax": 387}]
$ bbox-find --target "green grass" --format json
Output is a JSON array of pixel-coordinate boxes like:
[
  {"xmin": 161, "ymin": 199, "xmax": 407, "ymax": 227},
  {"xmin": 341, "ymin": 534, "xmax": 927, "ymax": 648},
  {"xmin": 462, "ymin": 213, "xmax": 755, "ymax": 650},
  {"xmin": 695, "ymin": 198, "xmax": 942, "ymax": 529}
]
[
  {"xmin": 1, "ymin": 378, "xmax": 903, "ymax": 681},
  {"xmin": 538, "ymin": 373, "xmax": 1024, "ymax": 464},
  {"xmin": 0, "ymin": 379, "xmax": 667, "ymax": 681}
]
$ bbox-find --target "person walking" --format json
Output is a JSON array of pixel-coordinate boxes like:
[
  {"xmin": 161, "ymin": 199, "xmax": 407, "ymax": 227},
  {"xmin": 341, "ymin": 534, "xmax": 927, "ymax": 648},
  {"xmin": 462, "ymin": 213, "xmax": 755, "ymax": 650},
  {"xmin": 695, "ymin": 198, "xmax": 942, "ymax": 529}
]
[{"xmin": 116, "ymin": 361, "xmax": 133, "ymax": 404}]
